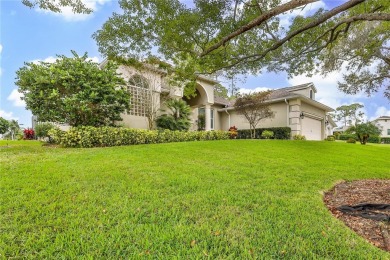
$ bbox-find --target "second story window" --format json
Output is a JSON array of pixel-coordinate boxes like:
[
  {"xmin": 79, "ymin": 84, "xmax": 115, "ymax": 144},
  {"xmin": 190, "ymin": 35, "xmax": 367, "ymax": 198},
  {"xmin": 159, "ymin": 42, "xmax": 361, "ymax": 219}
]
[{"xmin": 128, "ymin": 75, "xmax": 150, "ymax": 117}]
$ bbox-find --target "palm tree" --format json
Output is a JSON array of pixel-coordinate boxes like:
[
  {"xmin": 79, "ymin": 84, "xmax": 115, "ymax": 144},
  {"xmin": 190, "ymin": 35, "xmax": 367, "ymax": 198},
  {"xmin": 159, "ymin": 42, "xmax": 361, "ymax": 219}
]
[
  {"xmin": 156, "ymin": 99, "xmax": 191, "ymax": 131},
  {"xmin": 8, "ymin": 120, "xmax": 20, "ymax": 140}
]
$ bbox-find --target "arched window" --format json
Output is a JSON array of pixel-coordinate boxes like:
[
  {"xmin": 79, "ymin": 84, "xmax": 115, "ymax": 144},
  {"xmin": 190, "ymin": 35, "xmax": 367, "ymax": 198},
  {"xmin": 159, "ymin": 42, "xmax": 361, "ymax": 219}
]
[{"xmin": 128, "ymin": 75, "xmax": 150, "ymax": 117}]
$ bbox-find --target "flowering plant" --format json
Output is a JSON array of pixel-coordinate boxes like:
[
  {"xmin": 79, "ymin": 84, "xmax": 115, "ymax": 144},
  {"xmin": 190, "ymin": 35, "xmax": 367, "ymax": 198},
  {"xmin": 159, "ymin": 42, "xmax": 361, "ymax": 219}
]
[
  {"xmin": 23, "ymin": 128, "xmax": 35, "ymax": 140},
  {"xmin": 228, "ymin": 126, "xmax": 238, "ymax": 139}
]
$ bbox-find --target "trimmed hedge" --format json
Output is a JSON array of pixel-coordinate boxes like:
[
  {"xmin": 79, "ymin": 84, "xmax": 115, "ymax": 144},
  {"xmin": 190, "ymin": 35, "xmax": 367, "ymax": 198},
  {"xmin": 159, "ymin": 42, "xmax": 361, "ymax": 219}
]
[
  {"xmin": 237, "ymin": 127, "xmax": 291, "ymax": 140},
  {"xmin": 48, "ymin": 126, "xmax": 230, "ymax": 148},
  {"xmin": 367, "ymin": 136, "xmax": 380, "ymax": 144},
  {"xmin": 381, "ymin": 137, "xmax": 390, "ymax": 144},
  {"xmin": 339, "ymin": 134, "xmax": 381, "ymax": 143},
  {"xmin": 339, "ymin": 134, "xmax": 357, "ymax": 141}
]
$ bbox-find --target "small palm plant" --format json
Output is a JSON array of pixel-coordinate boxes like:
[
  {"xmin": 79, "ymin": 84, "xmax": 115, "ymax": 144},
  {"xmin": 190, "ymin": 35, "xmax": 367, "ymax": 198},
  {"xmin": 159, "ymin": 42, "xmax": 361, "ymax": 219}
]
[{"xmin": 156, "ymin": 99, "xmax": 192, "ymax": 131}]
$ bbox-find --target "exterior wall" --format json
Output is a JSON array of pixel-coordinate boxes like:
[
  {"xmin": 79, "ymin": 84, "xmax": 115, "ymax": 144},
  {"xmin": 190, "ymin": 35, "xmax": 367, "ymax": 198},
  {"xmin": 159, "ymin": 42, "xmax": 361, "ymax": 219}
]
[
  {"xmin": 291, "ymin": 88, "xmax": 315, "ymax": 99},
  {"xmin": 375, "ymin": 119, "xmax": 390, "ymax": 137},
  {"xmin": 228, "ymin": 102, "xmax": 288, "ymax": 130},
  {"xmin": 117, "ymin": 65, "xmax": 164, "ymax": 129}
]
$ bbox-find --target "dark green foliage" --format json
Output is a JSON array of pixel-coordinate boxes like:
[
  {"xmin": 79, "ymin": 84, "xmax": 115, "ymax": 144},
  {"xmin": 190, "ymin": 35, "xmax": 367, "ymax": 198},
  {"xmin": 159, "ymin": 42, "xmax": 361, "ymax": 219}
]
[
  {"xmin": 156, "ymin": 99, "xmax": 191, "ymax": 131},
  {"xmin": 93, "ymin": 0, "xmax": 390, "ymax": 99},
  {"xmin": 48, "ymin": 126, "xmax": 229, "ymax": 148},
  {"xmin": 347, "ymin": 122, "xmax": 381, "ymax": 145},
  {"xmin": 237, "ymin": 127, "xmax": 291, "ymax": 140},
  {"xmin": 0, "ymin": 117, "xmax": 9, "ymax": 135},
  {"xmin": 339, "ymin": 134, "xmax": 357, "ymax": 141},
  {"xmin": 381, "ymin": 137, "xmax": 390, "ymax": 144},
  {"xmin": 367, "ymin": 136, "xmax": 381, "ymax": 144},
  {"xmin": 16, "ymin": 51, "xmax": 130, "ymax": 127}
]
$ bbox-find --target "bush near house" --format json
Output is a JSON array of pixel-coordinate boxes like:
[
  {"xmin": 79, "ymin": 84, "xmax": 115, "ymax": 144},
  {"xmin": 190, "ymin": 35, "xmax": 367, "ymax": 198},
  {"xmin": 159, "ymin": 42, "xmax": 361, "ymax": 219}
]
[
  {"xmin": 367, "ymin": 136, "xmax": 381, "ymax": 144},
  {"xmin": 346, "ymin": 138, "xmax": 356, "ymax": 144},
  {"xmin": 338, "ymin": 134, "xmax": 357, "ymax": 141},
  {"xmin": 48, "ymin": 126, "xmax": 229, "ymax": 148},
  {"xmin": 228, "ymin": 126, "xmax": 238, "ymax": 139},
  {"xmin": 293, "ymin": 134, "xmax": 306, "ymax": 140},
  {"xmin": 326, "ymin": 135, "xmax": 335, "ymax": 141},
  {"xmin": 261, "ymin": 130, "xmax": 274, "ymax": 139},
  {"xmin": 381, "ymin": 137, "xmax": 390, "ymax": 144},
  {"xmin": 35, "ymin": 123, "xmax": 55, "ymax": 141},
  {"xmin": 237, "ymin": 127, "xmax": 291, "ymax": 140}
]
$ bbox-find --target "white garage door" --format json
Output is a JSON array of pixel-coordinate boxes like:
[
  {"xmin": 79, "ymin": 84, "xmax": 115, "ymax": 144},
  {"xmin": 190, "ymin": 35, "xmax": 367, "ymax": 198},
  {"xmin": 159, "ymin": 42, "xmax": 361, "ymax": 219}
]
[{"xmin": 301, "ymin": 117, "xmax": 322, "ymax": 140}]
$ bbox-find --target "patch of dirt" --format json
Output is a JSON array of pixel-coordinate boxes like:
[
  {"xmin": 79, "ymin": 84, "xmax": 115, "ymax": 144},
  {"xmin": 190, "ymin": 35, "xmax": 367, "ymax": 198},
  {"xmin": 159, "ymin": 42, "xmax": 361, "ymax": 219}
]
[{"xmin": 324, "ymin": 179, "xmax": 390, "ymax": 252}]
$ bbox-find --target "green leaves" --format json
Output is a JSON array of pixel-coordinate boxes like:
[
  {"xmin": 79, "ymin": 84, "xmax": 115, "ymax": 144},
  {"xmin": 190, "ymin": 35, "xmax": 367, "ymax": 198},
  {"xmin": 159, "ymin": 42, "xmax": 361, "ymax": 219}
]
[{"xmin": 15, "ymin": 51, "xmax": 130, "ymax": 127}]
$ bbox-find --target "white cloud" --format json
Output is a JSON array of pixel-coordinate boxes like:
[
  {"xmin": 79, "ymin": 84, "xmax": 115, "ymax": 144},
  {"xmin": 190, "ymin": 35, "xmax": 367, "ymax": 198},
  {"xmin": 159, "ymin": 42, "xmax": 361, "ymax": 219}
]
[
  {"xmin": 36, "ymin": 0, "xmax": 111, "ymax": 21},
  {"xmin": 279, "ymin": 1, "xmax": 326, "ymax": 28},
  {"xmin": 87, "ymin": 56, "xmax": 100, "ymax": 63},
  {"xmin": 31, "ymin": 56, "xmax": 57, "ymax": 64},
  {"xmin": 0, "ymin": 110, "xmax": 18, "ymax": 120},
  {"xmin": 370, "ymin": 106, "xmax": 390, "ymax": 121},
  {"xmin": 287, "ymin": 64, "xmax": 368, "ymax": 110},
  {"xmin": 239, "ymin": 87, "xmax": 271, "ymax": 94},
  {"xmin": 7, "ymin": 89, "xmax": 26, "ymax": 107},
  {"xmin": 31, "ymin": 56, "xmax": 99, "ymax": 64}
]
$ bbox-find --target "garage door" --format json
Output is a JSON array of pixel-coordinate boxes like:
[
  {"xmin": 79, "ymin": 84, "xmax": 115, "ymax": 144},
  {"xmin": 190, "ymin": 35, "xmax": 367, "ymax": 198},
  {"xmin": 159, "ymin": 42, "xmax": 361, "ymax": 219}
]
[{"xmin": 301, "ymin": 117, "xmax": 322, "ymax": 140}]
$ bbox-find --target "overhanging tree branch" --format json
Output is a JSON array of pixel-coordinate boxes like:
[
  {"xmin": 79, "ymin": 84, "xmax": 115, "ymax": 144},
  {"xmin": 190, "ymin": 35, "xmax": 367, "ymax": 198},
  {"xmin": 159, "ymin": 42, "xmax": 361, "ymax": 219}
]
[
  {"xmin": 217, "ymin": 0, "xmax": 375, "ymax": 71},
  {"xmin": 200, "ymin": 0, "xmax": 318, "ymax": 57}
]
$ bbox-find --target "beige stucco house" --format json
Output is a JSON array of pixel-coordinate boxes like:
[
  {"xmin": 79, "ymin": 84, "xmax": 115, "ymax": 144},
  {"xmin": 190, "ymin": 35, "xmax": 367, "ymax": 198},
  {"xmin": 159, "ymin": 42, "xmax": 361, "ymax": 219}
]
[
  {"xmin": 373, "ymin": 116, "xmax": 390, "ymax": 137},
  {"xmin": 118, "ymin": 63, "xmax": 335, "ymax": 140}
]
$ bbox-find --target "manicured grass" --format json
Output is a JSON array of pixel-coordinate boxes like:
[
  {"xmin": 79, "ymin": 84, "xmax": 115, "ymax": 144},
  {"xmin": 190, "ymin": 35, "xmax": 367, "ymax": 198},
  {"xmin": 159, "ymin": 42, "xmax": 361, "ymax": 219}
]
[{"xmin": 1, "ymin": 140, "xmax": 389, "ymax": 258}]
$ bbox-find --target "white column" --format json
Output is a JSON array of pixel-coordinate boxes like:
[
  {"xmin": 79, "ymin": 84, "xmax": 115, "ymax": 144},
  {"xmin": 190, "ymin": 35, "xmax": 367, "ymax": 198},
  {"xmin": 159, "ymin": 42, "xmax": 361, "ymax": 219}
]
[{"xmin": 205, "ymin": 104, "xmax": 211, "ymax": 131}]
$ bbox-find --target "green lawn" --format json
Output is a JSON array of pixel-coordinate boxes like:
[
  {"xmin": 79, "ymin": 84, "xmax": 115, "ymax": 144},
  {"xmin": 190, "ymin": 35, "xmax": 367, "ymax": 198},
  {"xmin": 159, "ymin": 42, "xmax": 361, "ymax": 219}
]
[{"xmin": 1, "ymin": 140, "xmax": 389, "ymax": 259}]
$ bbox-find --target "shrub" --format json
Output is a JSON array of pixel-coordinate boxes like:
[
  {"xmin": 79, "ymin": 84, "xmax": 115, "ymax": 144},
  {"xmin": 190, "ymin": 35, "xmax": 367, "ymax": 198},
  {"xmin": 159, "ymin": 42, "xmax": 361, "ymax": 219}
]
[
  {"xmin": 367, "ymin": 136, "xmax": 380, "ymax": 144},
  {"xmin": 35, "ymin": 123, "xmax": 54, "ymax": 140},
  {"xmin": 346, "ymin": 138, "xmax": 356, "ymax": 144},
  {"xmin": 23, "ymin": 128, "xmax": 35, "ymax": 140},
  {"xmin": 237, "ymin": 127, "xmax": 291, "ymax": 140},
  {"xmin": 293, "ymin": 134, "xmax": 306, "ymax": 140},
  {"xmin": 48, "ymin": 126, "xmax": 230, "ymax": 148},
  {"xmin": 381, "ymin": 137, "xmax": 390, "ymax": 144},
  {"xmin": 261, "ymin": 130, "xmax": 274, "ymax": 139},
  {"xmin": 326, "ymin": 135, "xmax": 335, "ymax": 141},
  {"xmin": 339, "ymin": 134, "xmax": 357, "ymax": 141},
  {"xmin": 228, "ymin": 126, "xmax": 238, "ymax": 139}
]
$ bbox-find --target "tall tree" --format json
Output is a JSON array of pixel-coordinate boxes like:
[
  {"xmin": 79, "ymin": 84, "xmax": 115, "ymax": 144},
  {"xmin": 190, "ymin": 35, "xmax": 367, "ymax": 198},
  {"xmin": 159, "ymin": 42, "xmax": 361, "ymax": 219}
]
[
  {"xmin": 22, "ymin": 0, "xmax": 91, "ymax": 13},
  {"xmin": 0, "ymin": 117, "xmax": 10, "ymax": 135},
  {"xmin": 334, "ymin": 103, "xmax": 364, "ymax": 126},
  {"xmin": 16, "ymin": 51, "xmax": 130, "ymax": 127},
  {"xmin": 234, "ymin": 91, "xmax": 274, "ymax": 139},
  {"xmin": 93, "ymin": 0, "xmax": 390, "ymax": 99}
]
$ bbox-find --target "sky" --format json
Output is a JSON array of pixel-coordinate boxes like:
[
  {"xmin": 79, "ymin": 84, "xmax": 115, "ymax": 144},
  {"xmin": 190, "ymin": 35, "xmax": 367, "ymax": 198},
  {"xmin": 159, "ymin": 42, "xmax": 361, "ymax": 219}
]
[{"xmin": 0, "ymin": 0, "xmax": 389, "ymax": 128}]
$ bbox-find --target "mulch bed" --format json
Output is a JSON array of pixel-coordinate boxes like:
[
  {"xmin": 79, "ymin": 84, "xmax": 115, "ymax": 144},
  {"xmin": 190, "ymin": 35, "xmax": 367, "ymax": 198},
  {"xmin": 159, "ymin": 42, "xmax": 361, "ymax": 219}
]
[{"xmin": 323, "ymin": 179, "xmax": 390, "ymax": 252}]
